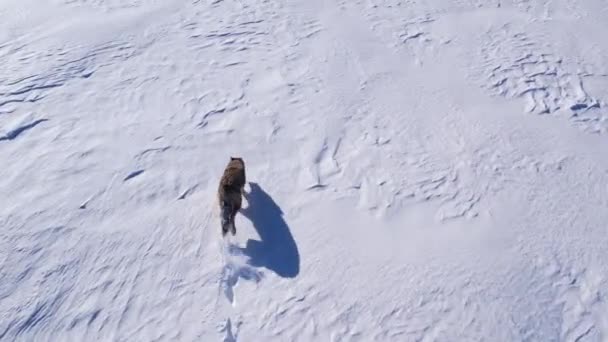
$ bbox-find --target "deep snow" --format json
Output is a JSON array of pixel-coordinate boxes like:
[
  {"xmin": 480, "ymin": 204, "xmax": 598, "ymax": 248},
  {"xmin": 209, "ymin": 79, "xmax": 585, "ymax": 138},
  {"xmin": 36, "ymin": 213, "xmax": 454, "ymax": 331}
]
[{"xmin": 2, "ymin": 0, "xmax": 608, "ymax": 341}]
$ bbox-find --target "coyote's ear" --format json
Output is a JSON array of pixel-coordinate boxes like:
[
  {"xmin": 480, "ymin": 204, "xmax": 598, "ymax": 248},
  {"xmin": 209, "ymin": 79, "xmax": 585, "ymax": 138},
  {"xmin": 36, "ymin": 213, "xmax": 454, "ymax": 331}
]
[{"xmin": 230, "ymin": 156, "xmax": 236, "ymax": 160}]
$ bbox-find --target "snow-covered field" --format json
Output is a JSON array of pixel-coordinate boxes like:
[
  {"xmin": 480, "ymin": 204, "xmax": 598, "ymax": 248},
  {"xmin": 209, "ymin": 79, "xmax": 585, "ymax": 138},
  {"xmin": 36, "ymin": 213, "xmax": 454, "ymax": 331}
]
[{"xmin": 2, "ymin": 0, "xmax": 608, "ymax": 340}]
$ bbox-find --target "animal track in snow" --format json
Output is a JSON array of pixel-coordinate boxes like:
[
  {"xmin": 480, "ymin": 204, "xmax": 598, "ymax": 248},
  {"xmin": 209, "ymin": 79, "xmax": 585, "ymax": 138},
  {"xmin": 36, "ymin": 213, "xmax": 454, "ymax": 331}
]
[
  {"xmin": 217, "ymin": 242, "xmax": 262, "ymax": 340},
  {"xmin": 219, "ymin": 244, "xmax": 262, "ymax": 305},
  {"xmin": 221, "ymin": 318, "xmax": 239, "ymax": 342}
]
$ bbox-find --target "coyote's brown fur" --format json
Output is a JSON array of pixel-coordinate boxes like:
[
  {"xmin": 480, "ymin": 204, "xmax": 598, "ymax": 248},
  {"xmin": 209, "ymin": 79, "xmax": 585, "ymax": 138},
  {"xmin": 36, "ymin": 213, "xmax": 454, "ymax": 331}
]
[{"xmin": 218, "ymin": 157, "xmax": 246, "ymax": 236}]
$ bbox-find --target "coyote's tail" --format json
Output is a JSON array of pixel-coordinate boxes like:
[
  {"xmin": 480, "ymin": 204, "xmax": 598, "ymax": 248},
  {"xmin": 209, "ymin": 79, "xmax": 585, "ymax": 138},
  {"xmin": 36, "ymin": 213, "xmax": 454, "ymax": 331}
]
[{"xmin": 220, "ymin": 200, "xmax": 235, "ymax": 236}]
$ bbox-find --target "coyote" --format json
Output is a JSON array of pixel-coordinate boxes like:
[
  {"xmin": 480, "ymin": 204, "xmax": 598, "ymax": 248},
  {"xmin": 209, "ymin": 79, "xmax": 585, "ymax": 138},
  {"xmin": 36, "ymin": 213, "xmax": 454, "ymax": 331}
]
[{"xmin": 218, "ymin": 157, "xmax": 246, "ymax": 236}]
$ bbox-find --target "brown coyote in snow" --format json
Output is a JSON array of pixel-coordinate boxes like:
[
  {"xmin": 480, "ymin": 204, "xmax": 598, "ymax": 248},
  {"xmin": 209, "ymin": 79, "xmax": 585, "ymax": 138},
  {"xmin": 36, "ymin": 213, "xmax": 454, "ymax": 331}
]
[{"xmin": 218, "ymin": 157, "xmax": 246, "ymax": 236}]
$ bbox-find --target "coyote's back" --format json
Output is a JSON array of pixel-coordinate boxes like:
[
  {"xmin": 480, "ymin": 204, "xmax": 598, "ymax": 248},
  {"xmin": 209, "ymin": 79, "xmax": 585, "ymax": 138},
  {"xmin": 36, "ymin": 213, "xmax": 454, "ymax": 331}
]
[{"xmin": 218, "ymin": 157, "xmax": 246, "ymax": 236}]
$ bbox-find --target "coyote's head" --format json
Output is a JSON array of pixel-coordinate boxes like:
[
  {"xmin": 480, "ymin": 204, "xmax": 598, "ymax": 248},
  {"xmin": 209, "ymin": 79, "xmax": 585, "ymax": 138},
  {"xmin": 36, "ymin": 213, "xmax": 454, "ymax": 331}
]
[{"xmin": 230, "ymin": 156, "xmax": 244, "ymax": 165}]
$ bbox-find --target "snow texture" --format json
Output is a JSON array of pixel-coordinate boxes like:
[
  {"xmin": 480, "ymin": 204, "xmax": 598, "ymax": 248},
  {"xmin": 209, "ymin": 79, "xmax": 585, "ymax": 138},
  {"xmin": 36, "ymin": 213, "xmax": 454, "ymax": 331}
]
[{"xmin": 2, "ymin": 0, "xmax": 608, "ymax": 341}]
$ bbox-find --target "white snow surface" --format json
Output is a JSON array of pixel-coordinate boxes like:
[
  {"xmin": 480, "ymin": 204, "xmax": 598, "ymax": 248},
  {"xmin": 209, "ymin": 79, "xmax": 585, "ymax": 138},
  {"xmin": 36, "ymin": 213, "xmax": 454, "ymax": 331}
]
[{"xmin": 2, "ymin": 0, "xmax": 608, "ymax": 341}]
